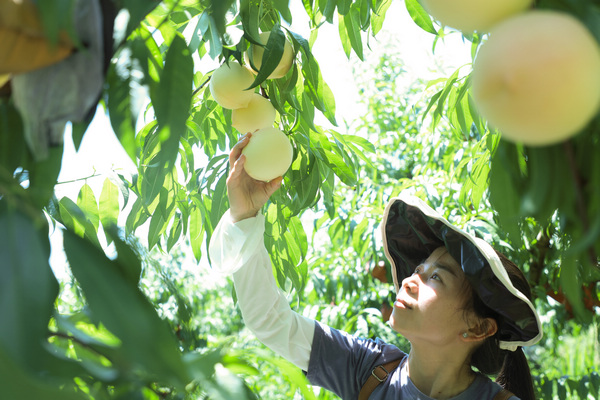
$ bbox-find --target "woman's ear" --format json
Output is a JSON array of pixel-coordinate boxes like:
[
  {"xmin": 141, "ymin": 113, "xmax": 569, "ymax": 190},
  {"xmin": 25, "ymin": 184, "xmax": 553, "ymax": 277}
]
[{"xmin": 462, "ymin": 318, "xmax": 498, "ymax": 343}]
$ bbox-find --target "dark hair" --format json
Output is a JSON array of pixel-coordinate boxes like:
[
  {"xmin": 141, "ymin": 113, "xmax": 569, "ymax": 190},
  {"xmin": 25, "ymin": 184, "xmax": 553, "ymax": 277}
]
[{"xmin": 464, "ymin": 251, "xmax": 536, "ymax": 400}]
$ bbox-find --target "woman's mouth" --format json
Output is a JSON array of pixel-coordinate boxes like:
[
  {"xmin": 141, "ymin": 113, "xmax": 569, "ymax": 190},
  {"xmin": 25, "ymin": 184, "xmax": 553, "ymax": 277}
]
[{"xmin": 394, "ymin": 298, "xmax": 412, "ymax": 309}]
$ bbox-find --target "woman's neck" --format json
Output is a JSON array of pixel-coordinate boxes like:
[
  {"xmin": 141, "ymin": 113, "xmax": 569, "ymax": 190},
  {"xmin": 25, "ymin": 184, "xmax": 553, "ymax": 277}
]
[{"xmin": 406, "ymin": 344, "xmax": 476, "ymax": 399}]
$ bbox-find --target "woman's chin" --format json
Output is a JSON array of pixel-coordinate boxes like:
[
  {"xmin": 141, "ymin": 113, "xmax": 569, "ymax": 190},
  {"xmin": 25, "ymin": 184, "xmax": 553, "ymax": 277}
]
[{"xmin": 388, "ymin": 311, "xmax": 401, "ymax": 332}]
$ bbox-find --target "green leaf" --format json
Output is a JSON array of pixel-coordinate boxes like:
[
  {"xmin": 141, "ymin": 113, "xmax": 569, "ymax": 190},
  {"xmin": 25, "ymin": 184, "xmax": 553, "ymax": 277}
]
[
  {"xmin": 343, "ymin": 4, "xmax": 364, "ymax": 60},
  {"xmin": 405, "ymin": 0, "xmax": 437, "ymax": 35},
  {"xmin": 59, "ymin": 197, "xmax": 101, "ymax": 247},
  {"xmin": 0, "ymin": 100, "xmax": 26, "ymax": 175},
  {"xmin": 77, "ymin": 184, "xmax": 100, "ymax": 232},
  {"xmin": 208, "ymin": 0, "xmax": 235, "ymax": 37},
  {"xmin": 240, "ymin": 0, "xmax": 262, "ymax": 44},
  {"xmin": 286, "ymin": 29, "xmax": 311, "ymax": 57},
  {"xmin": 206, "ymin": 14, "xmax": 224, "ymax": 59},
  {"xmin": 302, "ymin": 55, "xmax": 337, "ymax": 126},
  {"xmin": 35, "ymin": 0, "xmax": 79, "ymax": 46},
  {"xmin": 358, "ymin": 0, "xmax": 371, "ymax": 30},
  {"xmin": 338, "ymin": 12, "xmax": 352, "ymax": 59},
  {"xmin": 70, "ymin": 112, "xmax": 93, "ymax": 152},
  {"xmin": 142, "ymin": 34, "xmax": 193, "ymax": 205},
  {"xmin": 337, "ymin": 0, "xmax": 352, "ymax": 15},
  {"xmin": 105, "ymin": 225, "xmax": 143, "ymax": 286},
  {"xmin": 560, "ymin": 255, "xmax": 588, "ymax": 322},
  {"xmin": 0, "ymin": 346, "xmax": 85, "ymax": 400},
  {"xmin": 152, "ymin": 34, "xmax": 194, "ymax": 169},
  {"xmin": 99, "ymin": 178, "xmax": 120, "ymax": 234},
  {"xmin": 167, "ymin": 213, "xmax": 183, "ymax": 252},
  {"xmin": 28, "ymin": 146, "xmax": 64, "ymax": 209},
  {"xmin": 371, "ymin": 0, "xmax": 392, "ymax": 35},
  {"xmin": 63, "ymin": 230, "xmax": 189, "ymax": 388},
  {"xmin": 322, "ymin": 0, "xmax": 338, "ymax": 23},
  {"xmin": 210, "ymin": 172, "xmax": 229, "ymax": 229},
  {"xmin": 189, "ymin": 201, "xmax": 204, "ymax": 262},
  {"xmin": 272, "ymin": 0, "xmax": 293, "ymax": 23},
  {"xmin": 121, "ymin": 0, "xmax": 162, "ymax": 40},
  {"xmin": 148, "ymin": 187, "xmax": 176, "ymax": 249},
  {"xmin": 247, "ymin": 24, "xmax": 286, "ymax": 89},
  {"xmin": 0, "ymin": 207, "xmax": 58, "ymax": 369},
  {"xmin": 489, "ymin": 142, "xmax": 523, "ymax": 246},
  {"xmin": 106, "ymin": 40, "xmax": 149, "ymax": 162}
]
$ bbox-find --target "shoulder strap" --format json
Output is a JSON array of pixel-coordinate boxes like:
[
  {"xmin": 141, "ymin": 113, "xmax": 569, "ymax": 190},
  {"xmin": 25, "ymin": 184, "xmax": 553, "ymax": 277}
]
[
  {"xmin": 493, "ymin": 388, "xmax": 515, "ymax": 400},
  {"xmin": 358, "ymin": 358, "xmax": 403, "ymax": 400},
  {"xmin": 359, "ymin": 362, "xmax": 516, "ymax": 400}
]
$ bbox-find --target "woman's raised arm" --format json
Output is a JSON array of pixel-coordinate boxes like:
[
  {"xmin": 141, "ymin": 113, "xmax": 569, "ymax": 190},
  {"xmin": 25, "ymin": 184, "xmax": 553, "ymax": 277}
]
[{"xmin": 208, "ymin": 133, "xmax": 315, "ymax": 370}]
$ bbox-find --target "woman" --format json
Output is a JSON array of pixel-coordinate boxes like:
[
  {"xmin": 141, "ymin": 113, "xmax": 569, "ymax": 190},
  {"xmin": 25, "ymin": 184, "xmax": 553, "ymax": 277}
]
[{"xmin": 209, "ymin": 133, "xmax": 543, "ymax": 400}]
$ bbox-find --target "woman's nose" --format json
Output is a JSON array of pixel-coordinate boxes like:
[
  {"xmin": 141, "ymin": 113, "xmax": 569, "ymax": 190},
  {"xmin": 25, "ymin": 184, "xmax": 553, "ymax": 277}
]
[{"xmin": 401, "ymin": 273, "xmax": 419, "ymax": 293}]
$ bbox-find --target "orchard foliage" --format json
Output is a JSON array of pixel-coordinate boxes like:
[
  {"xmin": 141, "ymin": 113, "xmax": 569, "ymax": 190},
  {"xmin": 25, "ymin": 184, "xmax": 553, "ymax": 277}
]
[{"xmin": 0, "ymin": 0, "xmax": 598, "ymax": 399}]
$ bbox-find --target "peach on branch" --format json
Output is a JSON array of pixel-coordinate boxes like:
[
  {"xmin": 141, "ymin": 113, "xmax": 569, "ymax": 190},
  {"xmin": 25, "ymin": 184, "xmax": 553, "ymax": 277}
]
[
  {"xmin": 244, "ymin": 31, "xmax": 294, "ymax": 79},
  {"xmin": 242, "ymin": 127, "xmax": 293, "ymax": 182},
  {"xmin": 420, "ymin": 0, "xmax": 532, "ymax": 33},
  {"xmin": 232, "ymin": 93, "xmax": 276, "ymax": 134},
  {"xmin": 471, "ymin": 11, "xmax": 600, "ymax": 146},
  {"xmin": 208, "ymin": 62, "xmax": 255, "ymax": 109}
]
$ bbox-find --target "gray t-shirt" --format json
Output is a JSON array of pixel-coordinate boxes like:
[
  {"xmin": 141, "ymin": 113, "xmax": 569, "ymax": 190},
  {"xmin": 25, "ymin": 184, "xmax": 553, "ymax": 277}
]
[{"xmin": 306, "ymin": 321, "xmax": 519, "ymax": 400}]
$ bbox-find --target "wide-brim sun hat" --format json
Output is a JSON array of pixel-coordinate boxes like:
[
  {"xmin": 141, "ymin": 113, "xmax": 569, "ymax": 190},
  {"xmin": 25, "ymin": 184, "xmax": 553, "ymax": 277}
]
[{"xmin": 381, "ymin": 194, "xmax": 543, "ymax": 351}]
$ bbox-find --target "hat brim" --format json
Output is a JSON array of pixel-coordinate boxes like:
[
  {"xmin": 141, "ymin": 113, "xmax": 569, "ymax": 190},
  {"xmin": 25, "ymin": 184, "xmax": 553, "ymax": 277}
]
[{"xmin": 381, "ymin": 194, "xmax": 543, "ymax": 351}]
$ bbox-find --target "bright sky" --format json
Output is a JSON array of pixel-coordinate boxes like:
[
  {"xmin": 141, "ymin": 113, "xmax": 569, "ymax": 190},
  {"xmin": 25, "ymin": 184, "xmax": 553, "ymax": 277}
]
[{"xmin": 49, "ymin": 1, "xmax": 472, "ymax": 279}]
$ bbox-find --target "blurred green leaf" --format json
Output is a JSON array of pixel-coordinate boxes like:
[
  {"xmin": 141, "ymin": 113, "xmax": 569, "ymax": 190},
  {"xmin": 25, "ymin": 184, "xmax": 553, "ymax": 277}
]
[
  {"xmin": 0, "ymin": 346, "xmax": 85, "ymax": 400},
  {"xmin": 63, "ymin": 230, "xmax": 189, "ymax": 388},
  {"xmin": 0, "ymin": 207, "xmax": 58, "ymax": 368},
  {"xmin": 0, "ymin": 100, "xmax": 26, "ymax": 174},
  {"xmin": 208, "ymin": 0, "xmax": 235, "ymax": 37},
  {"xmin": 152, "ymin": 34, "xmax": 194, "ymax": 168},
  {"xmin": 28, "ymin": 146, "xmax": 63, "ymax": 209}
]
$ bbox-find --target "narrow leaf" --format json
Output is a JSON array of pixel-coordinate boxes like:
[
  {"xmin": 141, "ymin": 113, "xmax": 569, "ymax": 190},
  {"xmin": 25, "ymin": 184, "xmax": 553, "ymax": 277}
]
[
  {"xmin": 99, "ymin": 178, "xmax": 120, "ymax": 231},
  {"xmin": 405, "ymin": 0, "xmax": 437, "ymax": 35},
  {"xmin": 247, "ymin": 24, "xmax": 286, "ymax": 89},
  {"xmin": 0, "ymin": 208, "xmax": 58, "ymax": 368},
  {"xmin": 63, "ymin": 230, "xmax": 188, "ymax": 387}
]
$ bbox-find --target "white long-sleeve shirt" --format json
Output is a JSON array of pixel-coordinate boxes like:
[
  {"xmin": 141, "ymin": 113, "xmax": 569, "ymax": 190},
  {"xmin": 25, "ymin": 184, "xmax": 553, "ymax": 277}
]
[{"xmin": 208, "ymin": 211, "xmax": 315, "ymax": 370}]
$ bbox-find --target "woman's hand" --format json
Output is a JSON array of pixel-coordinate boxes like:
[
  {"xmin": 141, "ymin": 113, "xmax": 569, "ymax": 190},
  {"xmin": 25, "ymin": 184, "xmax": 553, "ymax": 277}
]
[{"xmin": 227, "ymin": 132, "xmax": 283, "ymax": 223}]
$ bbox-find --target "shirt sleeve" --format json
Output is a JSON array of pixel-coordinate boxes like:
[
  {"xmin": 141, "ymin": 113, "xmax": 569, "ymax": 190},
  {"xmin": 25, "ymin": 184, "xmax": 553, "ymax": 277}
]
[
  {"xmin": 208, "ymin": 210, "xmax": 316, "ymax": 370},
  {"xmin": 307, "ymin": 321, "xmax": 406, "ymax": 399}
]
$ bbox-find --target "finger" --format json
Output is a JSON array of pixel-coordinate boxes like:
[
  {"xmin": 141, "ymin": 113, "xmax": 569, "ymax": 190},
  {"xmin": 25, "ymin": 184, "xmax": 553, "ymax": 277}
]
[
  {"xmin": 229, "ymin": 154, "xmax": 246, "ymax": 181},
  {"xmin": 264, "ymin": 176, "xmax": 283, "ymax": 197},
  {"xmin": 229, "ymin": 133, "xmax": 252, "ymax": 166}
]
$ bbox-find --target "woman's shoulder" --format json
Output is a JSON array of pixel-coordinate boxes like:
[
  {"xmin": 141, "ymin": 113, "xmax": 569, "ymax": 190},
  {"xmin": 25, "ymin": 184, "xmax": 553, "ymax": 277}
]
[
  {"xmin": 307, "ymin": 321, "xmax": 407, "ymax": 399},
  {"xmin": 312, "ymin": 320, "xmax": 406, "ymax": 363},
  {"xmin": 470, "ymin": 374, "xmax": 521, "ymax": 400}
]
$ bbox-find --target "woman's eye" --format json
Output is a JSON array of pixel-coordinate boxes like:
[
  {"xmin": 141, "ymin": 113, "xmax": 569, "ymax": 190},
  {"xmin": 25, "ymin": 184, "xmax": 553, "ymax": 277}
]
[{"xmin": 431, "ymin": 273, "xmax": 441, "ymax": 281}]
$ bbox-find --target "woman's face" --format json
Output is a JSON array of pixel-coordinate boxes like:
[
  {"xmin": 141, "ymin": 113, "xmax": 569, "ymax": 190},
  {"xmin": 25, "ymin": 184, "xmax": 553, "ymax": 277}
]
[{"xmin": 389, "ymin": 247, "xmax": 473, "ymax": 347}]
